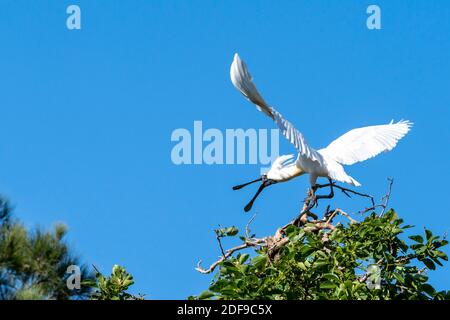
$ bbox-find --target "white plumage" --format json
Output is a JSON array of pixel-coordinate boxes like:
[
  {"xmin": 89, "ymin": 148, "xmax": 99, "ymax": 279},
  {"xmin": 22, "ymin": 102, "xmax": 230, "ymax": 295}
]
[
  {"xmin": 321, "ymin": 120, "xmax": 412, "ymax": 166},
  {"xmin": 230, "ymin": 53, "xmax": 412, "ymax": 190}
]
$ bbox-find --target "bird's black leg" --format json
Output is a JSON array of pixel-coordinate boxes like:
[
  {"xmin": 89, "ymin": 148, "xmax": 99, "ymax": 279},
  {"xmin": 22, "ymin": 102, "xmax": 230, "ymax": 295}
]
[{"xmin": 317, "ymin": 178, "xmax": 334, "ymax": 200}]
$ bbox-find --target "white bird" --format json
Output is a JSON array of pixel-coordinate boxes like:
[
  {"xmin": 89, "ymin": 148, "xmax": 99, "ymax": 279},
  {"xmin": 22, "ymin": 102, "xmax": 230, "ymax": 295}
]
[{"xmin": 230, "ymin": 53, "xmax": 412, "ymax": 212}]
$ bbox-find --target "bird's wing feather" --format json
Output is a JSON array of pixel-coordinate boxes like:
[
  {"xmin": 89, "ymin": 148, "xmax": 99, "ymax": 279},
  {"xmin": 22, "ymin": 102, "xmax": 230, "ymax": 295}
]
[
  {"xmin": 321, "ymin": 120, "xmax": 413, "ymax": 166},
  {"xmin": 230, "ymin": 53, "xmax": 273, "ymax": 118},
  {"xmin": 230, "ymin": 53, "xmax": 323, "ymax": 165}
]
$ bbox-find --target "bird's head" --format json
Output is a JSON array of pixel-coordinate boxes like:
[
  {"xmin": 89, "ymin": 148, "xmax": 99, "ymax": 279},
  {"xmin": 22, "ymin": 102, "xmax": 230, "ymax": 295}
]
[
  {"xmin": 265, "ymin": 154, "xmax": 299, "ymax": 181},
  {"xmin": 232, "ymin": 155, "xmax": 301, "ymax": 212}
]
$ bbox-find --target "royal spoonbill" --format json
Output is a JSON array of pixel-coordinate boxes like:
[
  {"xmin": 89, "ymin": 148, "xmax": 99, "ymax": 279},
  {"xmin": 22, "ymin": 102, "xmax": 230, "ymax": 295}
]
[{"xmin": 230, "ymin": 53, "xmax": 412, "ymax": 212}]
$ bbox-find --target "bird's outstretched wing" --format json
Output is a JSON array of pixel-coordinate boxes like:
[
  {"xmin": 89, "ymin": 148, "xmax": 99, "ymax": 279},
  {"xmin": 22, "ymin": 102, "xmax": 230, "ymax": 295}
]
[
  {"xmin": 321, "ymin": 120, "xmax": 413, "ymax": 166},
  {"xmin": 230, "ymin": 53, "xmax": 323, "ymax": 165}
]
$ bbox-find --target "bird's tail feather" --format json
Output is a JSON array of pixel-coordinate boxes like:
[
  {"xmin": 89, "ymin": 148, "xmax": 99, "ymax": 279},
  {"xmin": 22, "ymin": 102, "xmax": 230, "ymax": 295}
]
[
  {"xmin": 329, "ymin": 166, "xmax": 361, "ymax": 187},
  {"xmin": 334, "ymin": 174, "xmax": 361, "ymax": 187},
  {"xmin": 348, "ymin": 176, "xmax": 361, "ymax": 187}
]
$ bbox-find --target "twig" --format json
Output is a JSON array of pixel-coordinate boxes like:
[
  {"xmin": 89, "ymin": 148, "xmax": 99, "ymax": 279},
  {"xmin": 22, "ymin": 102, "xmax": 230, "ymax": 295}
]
[
  {"xmin": 245, "ymin": 213, "xmax": 257, "ymax": 239},
  {"xmin": 323, "ymin": 208, "xmax": 357, "ymax": 225},
  {"xmin": 196, "ymin": 214, "xmax": 266, "ymax": 274},
  {"xmin": 214, "ymin": 229, "xmax": 226, "ymax": 258},
  {"xmin": 92, "ymin": 264, "xmax": 101, "ymax": 275},
  {"xmin": 325, "ymin": 209, "xmax": 339, "ymax": 225},
  {"xmin": 358, "ymin": 204, "xmax": 385, "ymax": 215},
  {"xmin": 418, "ymin": 267, "xmax": 427, "ymax": 275},
  {"xmin": 195, "ymin": 239, "xmax": 266, "ymax": 274},
  {"xmin": 333, "ymin": 208, "xmax": 358, "ymax": 224},
  {"xmin": 357, "ymin": 178, "xmax": 395, "ymax": 215},
  {"xmin": 380, "ymin": 178, "xmax": 394, "ymax": 216}
]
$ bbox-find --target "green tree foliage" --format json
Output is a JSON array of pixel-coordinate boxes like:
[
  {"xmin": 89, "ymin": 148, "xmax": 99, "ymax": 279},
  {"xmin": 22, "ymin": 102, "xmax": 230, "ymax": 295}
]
[
  {"xmin": 0, "ymin": 196, "xmax": 93, "ymax": 300},
  {"xmin": 85, "ymin": 264, "xmax": 143, "ymax": 300},
  {"xmin": 195, "ymin": 210, "xmax": 449, "ymax": 300}
]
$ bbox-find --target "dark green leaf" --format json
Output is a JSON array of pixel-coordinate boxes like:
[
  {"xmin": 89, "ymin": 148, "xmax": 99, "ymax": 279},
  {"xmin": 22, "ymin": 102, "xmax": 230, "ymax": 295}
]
[
  {"xmin": 422, "ymin": 258, "xmax": 436, "ymax": 270},
  {"xmin": 320, "ymin": 281, "xmax": 337, "ymax": 290},
  {"xmin": 409, "ymin": 235, "xmax": 424, "ymax": 243},
  {"xmin": 251, "ymin": 254, "xmax": 268, "ymax": 269},
  {"xmin": 198, "ymin": 290, "xmax": 215, "ymax": 300},
  {"xmin": 421, "ymin": 284, "xmax": 435, "ymax": 296},
  {"xmin": 238, "ymin": 253, "xmax": 250, "ymax": 265}
]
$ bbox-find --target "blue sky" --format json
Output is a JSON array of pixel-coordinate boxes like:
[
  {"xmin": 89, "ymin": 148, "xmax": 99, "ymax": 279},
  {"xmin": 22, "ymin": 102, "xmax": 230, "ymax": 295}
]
[{"xmin": 0, "ymin": 1, "xmax": 449, "ymax": 299}]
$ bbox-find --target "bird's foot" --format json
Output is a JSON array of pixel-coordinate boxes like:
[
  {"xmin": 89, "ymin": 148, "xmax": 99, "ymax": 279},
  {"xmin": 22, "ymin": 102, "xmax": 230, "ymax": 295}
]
[
  {"xmin": 305, "ymin": 189, "xmax": 319, "ymax": 210},
  {"xmin": 304, "ymin": 180, "xmax": 335, "ymax": 210}
]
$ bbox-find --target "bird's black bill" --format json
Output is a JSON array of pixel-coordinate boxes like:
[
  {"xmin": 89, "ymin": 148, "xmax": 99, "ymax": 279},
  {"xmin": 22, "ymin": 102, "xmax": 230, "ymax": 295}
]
[
  {"xmin": 244, "ymin": 179, "xmax": 277, "ymax": 212},
  {"xmin": 232, "ymin": 178, "xmax": 262, "ymax": 190}
]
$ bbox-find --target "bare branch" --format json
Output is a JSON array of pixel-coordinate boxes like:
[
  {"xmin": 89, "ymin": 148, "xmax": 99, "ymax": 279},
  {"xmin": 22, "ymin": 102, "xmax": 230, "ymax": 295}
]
[
  {"xmin": 196, "ymin": 215, "xmax": 267, "ymax": 274},
  {"xmin": 214, "ymin": 229, "xmax": 226, "ymax": 258},
  {"xmin": 195, "ymin": 239, "xmax": 266, "ymax": 274},
  {"xmin": 92, "ymin": 264, "xmax": 101, "ymax": 275},
  {"xmin": 357, "ymin": 178, "xmax": 395, "ymax": 215},
  {"xmin": 380, "ymin": 178, "xmax": 394, "ymax": 216},
  {"xmin": 333, "ymin": 208, "xmax": 358, "ymax": 224},
  {"xmin": 245, "ymin": 213, "xmax": 257, "ymax": 239},
  {"xmin": 196, "ymin": 179, "xmax": 394, "ymax": 274}
]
